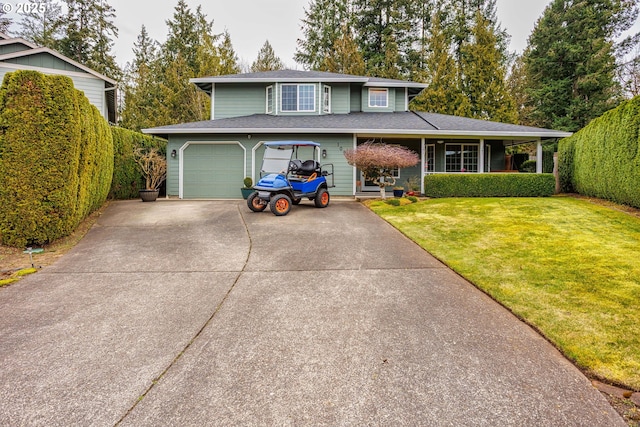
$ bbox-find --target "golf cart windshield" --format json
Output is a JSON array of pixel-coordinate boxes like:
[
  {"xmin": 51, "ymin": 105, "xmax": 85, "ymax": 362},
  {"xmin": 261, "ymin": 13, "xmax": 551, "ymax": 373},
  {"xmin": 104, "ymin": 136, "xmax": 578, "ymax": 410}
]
[{"xmin": 261, "ymin": 146, "xmax": 293, "ymax": 174}]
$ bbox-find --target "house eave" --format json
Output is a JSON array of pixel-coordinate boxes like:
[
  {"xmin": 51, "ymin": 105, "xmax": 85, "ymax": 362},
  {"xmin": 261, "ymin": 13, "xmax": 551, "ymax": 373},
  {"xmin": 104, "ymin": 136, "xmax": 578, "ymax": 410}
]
[
  {"xmin": 142, "ymin": 126, "xmax": 572, "ymax": 140},
  {"xmin": 190, "ymin": 77, "xmax": 370, "ymax": 84}
]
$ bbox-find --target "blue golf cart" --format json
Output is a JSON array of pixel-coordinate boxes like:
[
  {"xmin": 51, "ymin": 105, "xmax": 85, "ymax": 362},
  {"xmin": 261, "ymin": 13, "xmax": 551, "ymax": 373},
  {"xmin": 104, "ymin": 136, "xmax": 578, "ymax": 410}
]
[{"xmin": 247, "ymin": 141, "xmax": 334, "ymax": 216}]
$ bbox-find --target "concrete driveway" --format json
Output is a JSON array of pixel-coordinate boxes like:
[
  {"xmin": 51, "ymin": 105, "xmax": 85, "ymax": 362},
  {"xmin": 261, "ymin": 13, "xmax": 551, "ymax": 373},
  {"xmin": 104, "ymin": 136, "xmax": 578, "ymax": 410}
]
[{"xmin": 0, "ymin": 200, "xmax": 624, "ymax": 426}]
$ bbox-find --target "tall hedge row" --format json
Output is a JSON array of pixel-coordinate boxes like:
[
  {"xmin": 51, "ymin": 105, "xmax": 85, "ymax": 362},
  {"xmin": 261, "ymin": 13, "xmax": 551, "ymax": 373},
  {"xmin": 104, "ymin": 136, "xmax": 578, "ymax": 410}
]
[
  {"xmin": 424, "ymin": 173, "xmax": 556, "ymax": 198},
  {"xmin": 110, "ymin": 127, "xmax": 165, "ymax": 199},
  {"xmin": 559, "ymin": 96, "xmax": 640, "ymax": 208},
  {"xmin": 0, "ymin": 70, "xmax": 113, "ymax": 247}
]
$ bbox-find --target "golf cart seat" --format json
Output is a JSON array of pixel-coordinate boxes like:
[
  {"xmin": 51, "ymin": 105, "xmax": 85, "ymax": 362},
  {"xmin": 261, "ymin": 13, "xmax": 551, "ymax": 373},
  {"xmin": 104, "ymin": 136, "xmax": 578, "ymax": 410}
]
[
  {"xmin": 289, "ymin": 159, "xmax": 303, "ymax": 172},
  {"xmin": 297, "ymin": 160, "xmax": 320, "ymax": 176}
]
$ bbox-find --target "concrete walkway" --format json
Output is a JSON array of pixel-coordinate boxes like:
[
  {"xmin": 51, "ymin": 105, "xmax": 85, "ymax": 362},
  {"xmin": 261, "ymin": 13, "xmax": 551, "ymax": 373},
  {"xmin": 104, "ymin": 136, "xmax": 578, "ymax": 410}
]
[{"xmin": 0, "ymin": 200, "xmax": 624, "ymax": 426}]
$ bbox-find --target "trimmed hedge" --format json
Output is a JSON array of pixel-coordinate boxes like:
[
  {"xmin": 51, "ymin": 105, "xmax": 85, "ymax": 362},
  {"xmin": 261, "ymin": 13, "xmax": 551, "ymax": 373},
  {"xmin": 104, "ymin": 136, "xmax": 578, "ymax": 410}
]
[
  {"xmin": 424, "ymin": 173, "xmax": 556, "ymax": 198},
  {"xmin": 0, "ymin": 70, "xmax": 113, "ymax": 247},
  {"xmin": 110, "ymin": 127, "xmax": 165, "ymax": 199},
  {"xmin": 558, "ymin": 96, "xmax": 640, "ymax": 208}
]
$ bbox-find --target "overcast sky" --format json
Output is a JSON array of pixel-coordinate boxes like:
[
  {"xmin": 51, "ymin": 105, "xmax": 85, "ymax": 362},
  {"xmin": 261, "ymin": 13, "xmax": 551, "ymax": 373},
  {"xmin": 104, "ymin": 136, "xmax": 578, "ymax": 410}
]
[{"xmin": 7, "ymin": 0, "xmax": 640, "ymax": 70}]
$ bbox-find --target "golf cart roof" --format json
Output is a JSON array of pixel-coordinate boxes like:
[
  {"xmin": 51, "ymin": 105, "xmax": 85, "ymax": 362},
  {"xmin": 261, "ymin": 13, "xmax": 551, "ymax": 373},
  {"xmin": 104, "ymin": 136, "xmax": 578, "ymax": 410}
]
[{"xmin": 264, "ymin": 140, "xmax": 321, "ymax": 147}]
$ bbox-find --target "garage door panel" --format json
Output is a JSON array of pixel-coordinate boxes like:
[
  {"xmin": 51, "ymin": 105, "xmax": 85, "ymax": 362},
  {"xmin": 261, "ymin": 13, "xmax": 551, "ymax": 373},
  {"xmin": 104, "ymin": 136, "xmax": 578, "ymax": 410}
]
[{"xmin": 183, "ymin": 144, "xmax": 244, "ymax": 199}]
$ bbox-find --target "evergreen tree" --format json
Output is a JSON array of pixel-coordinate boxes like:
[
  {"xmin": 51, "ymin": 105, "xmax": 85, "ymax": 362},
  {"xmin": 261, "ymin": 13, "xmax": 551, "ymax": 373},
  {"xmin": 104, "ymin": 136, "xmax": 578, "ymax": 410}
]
[
  {"xmin": 352, "ymin": 0, "xmax": 419, "ymax": 77},
  {"xmin": 162, "ymin": 0, "xmax": 206, "ymax": 71},
  {"xmin": 524, "ymin": 0, "xmax": 637, "ymax": 131},
  {"xmin": 16, "ymin": 0, "xmax": 62, "ymax": 48},
  {"xmin": 218, "ymin": 30, "xmax": 241, "ymax": 75},
  {"xmin": 295, "ymin": 0, "xmax": 351, "ymax": 70},
  {"xmin": 120, "ymin": 25, "xmax": 162, "ymax": 131},
  {"xmin": 410, "ymin": 13, "xmax": 466, "ymax": 115},
  {"xmin": 57, "ymin": 0, "xmax": 120, "ymax": 79},
  {"xmin": 251, "ymin": 40, "xmax": 285, "ymax": 72},
  {"xmin": 320, "ymin": 25, "xmax": 365, "ymax": 75},
  {"xmin": 506, "ymin": 54, "xmax": 535, "ymax": 125},
  {"xmin": 459, "ymin": 10, "xmax": 517, "ymax": 122}
]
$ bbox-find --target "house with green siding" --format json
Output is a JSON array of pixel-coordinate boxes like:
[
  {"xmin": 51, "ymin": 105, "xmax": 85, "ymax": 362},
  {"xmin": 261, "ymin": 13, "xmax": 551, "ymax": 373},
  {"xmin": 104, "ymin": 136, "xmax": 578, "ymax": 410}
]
[
  {"xmin": 0, "ymin": 33, "xmax": 116, "ymax": 123},
  {"xmin": 143, "ymin": 70, "xmax": 570, "ymax": 199}
]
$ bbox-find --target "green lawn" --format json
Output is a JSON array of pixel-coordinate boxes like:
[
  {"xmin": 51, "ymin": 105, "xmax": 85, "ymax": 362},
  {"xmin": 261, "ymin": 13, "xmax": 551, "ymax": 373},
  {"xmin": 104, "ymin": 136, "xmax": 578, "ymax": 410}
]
[{"xmin": 368, "ymin": 196, "xmax": 640, "ymax": 390}]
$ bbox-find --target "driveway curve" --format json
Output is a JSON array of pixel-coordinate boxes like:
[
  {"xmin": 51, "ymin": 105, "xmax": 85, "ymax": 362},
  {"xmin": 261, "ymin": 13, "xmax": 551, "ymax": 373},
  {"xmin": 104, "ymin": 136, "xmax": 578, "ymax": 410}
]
[{"xmin": 0, "ymin": 200, "xmax": 624, "ymax": 426}]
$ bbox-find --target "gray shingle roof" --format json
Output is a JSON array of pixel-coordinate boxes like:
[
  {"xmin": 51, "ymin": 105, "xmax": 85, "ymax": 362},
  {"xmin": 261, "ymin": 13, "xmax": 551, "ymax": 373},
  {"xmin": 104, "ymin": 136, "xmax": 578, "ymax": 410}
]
[
  {"xmin": 143, "ymin": 112, "xmax": 571, "ymax": 140},
  {"xmin": 190, "ymin": 69, "xmax": 427, "ymax": 89}
]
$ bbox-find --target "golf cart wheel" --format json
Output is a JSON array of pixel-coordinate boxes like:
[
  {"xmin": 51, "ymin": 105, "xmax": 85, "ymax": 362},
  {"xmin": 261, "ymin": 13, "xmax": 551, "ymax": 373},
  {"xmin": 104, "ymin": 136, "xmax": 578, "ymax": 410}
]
[
  {"xmin": 247, "ymin": 191, "xmax": 267, "ymax": 212},
  {"xmin": 270, "ymin": 194, "xmax": 292, "ymax": 216},
  {"xmin": 314, "ymin": 188, "xmax": 330, "ymax": 208},
  {"xmin": 292, "ymin": 197, "xmax": 302, "ymax": 205}
]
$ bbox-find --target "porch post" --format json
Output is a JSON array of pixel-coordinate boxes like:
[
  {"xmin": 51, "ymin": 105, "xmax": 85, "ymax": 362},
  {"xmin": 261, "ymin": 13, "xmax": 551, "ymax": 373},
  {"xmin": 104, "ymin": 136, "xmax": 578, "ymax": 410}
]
[
  {"xmin": 536, "ymin": 140, "xmax": 543, "ymax": 174},
  {"xmin": 479, "ymin": 139, "xmax": 485, "ymax": 173},
  {"xmin": 421, "ymin": 137, "xmax": 425, "ymax": 194},
  {"xmin": 353, "ymin": 134, "xmax": 358, "ymax": 195}
]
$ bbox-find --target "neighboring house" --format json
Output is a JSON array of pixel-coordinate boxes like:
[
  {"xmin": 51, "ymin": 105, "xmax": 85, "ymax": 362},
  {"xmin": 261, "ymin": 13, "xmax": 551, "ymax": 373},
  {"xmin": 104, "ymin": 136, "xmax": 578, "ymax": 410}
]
[
  {"xmin": 0, "ymin": 33, "xmax": 116, "ymax": 123},
  {"xmin": 143, "ymin": 70, "xmax": 571, "ymax": 199}
]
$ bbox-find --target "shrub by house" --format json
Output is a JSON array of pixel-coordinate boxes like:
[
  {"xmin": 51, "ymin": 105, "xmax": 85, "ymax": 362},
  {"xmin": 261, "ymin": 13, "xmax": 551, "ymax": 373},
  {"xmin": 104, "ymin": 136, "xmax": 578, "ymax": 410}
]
[{"xmin": 0, "ymin": 70, "xmax": 113, "ymax": 247}]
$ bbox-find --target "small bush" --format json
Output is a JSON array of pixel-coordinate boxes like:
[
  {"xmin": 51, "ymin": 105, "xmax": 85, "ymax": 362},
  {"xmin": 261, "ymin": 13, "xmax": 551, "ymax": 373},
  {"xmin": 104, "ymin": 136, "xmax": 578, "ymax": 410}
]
[
  {"xmin": 519, "ymin": 159, "xmax": 537, "ymax": 173},
  {"xmin": 424, "ymin": 173, "xmax": 556, "ymax": 198},
  {"xmin": 407, "ymin": 196, "xmax": 418, "ymax": 203},
  {"xmin": 385, "ymin": 198, "xmax": 401, "ymax": 206}
]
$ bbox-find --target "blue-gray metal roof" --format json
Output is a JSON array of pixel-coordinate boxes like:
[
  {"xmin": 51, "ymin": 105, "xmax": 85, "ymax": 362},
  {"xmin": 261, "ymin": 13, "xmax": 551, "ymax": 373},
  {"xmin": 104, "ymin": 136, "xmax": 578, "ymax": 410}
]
[{"xmin": 143, "ymin": 112, "xmax": 572, "ymax": 141}]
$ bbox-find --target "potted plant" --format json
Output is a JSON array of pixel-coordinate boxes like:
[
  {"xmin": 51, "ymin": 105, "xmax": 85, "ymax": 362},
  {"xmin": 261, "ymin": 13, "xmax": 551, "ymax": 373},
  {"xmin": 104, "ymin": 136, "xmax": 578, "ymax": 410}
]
[
  {"xmin": 241, "ymin": 176, "xmax": 254, "ymax": 199},
  {"xmin": 133, "ymin": 147, "xmax": 167, "ymax": 202},
  {"xmin": 393, "ymin": 186, "xmax": 404, "ymax": 198},
  {"xmin": 405, "ymin": 175, "xmax": 420, "ymax": 196}
]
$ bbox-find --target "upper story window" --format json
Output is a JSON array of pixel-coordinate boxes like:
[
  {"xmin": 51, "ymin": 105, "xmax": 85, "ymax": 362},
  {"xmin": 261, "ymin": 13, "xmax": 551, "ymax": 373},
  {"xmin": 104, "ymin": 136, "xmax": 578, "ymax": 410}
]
[
  {"xmin": 266, "ymin": 86, "xmax": 273, "ymax": 114},
  {"xmin": 368, "ymin": 88, "xmax": 388, "ymax": 108},
  {"xmin": 281, "ymin": 84, "xmax": 316, "ymax": 112},
  {"xmin": 323, "ymin": 85, "xmax": 331, "ymax": 113}
]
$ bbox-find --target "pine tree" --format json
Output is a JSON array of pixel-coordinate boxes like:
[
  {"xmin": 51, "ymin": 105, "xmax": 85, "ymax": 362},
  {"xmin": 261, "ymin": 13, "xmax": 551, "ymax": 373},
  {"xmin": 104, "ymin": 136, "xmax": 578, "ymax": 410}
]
[
  {"xmin": 410, "ymin": 13, "xmax": 466, "ymax": 115},
  {"xmin": 120, "ymin": 25, "xmax": 162, "ymax": 131},
  {"xmin": 251, "ymin": 40, "xmax": 285, "ymax": 72},
  {"xmin": 57, "ymin": 0, "xmax": 120, "ymax": 79},
  {"xmin": 506, "ymin": 54, "xmax": 535, "ymax": 125},
  {"xmin": 459, "ymin": 10, "xmax": 517, "ymax": 122},
  {"xmin": 524, "ymin": 0, "xmax": 637, "ymax": 131},
  {"xmin": 295, "ymin": 0, "xmax": 351, "ymax": 70},
  {"xmin": 352, "ymin": 0, "xmax": 419, "ymax": 77},
  {"xmin": 320, "ymin": 25, "xmax": 365, "ymax": 75},
  {"xmin": 218, "ymin": 30, "xmax": 241, "ymax": 75},
  {"xmin": 162, "ymin": 0, "xmax": 205, "ymax": 71},
  {"xmin": 16, "ymin": 0, "xmax": 62, "ymax": 48}
]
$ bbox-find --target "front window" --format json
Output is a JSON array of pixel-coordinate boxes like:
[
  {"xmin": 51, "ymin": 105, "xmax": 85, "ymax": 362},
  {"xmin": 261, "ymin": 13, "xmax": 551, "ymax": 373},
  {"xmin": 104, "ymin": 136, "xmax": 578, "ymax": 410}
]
[
  {"xmin": 446, "ymin": 144, "xmax": 479, "ymax": 172},
  {"xmin": 425, "ymin": 144, "xmax": 435, "ymax": 173},
  {"xmin": 281, "ymin": 84, "xmax": 316, "ymax": 112},
  {"xmin": 266, "ymin": 86, "xmax": 273, "ymax": 113},
  {"xmin": 368, "ymin": 88, "xmax": 388, "ymax": 108}
]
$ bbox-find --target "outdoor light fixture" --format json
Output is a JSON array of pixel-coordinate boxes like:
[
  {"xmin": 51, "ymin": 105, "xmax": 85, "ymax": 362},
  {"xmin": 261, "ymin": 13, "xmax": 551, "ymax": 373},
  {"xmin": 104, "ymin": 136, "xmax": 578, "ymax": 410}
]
[
  {"xmin": 322, "ymin": 149, "xmax": 327, "ymax": 158},
  {"xmin": 171, "ymin": 149, "xmax": 177, "ymax": 158},
  {"xmin": 437, "ymin": 140, "xmax": 444, "ymax": 144}
]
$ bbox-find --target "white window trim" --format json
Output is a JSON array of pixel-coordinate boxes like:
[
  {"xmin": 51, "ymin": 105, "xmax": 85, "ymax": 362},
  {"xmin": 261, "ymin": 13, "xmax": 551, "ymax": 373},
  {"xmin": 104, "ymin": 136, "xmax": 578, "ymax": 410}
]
[
  {"xmin": 368, "ymin": 88, "xmax": 388, "ymax": 108},
  {"xmin": 323, "ymin": 85, "xmax": 331, "ymax": 113},
  {"xmin": 266, "ymin": 85, "xmax": 273, "ymax": 114},
  {"xmin": 281, "ymin": 83, "xmax": 316, "ymax": 112},
  {"xmin": 445, "ymin": 143, "xmax": 480, "ymax": 173}
]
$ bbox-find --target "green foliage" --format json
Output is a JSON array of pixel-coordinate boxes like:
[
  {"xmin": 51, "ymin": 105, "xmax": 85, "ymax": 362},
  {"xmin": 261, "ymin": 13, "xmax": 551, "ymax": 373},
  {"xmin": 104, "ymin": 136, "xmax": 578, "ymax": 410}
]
[
  {"xmin": 385, "ymin": 198, "xmax": 401, "ymax": 206},
  {"xmin": 110, "ymin": 127, "xmax": 165, "ymax": 199},
  {"xmin": 523, "ymin": 0, "xmax": 636, "ymax": 131},
  {"xmin": 558, "ymin": 96, "xmax": 640, "ymax": 208},
  {"xmin": 424, "ymin": 173, "xmax": 556, "ymax": 198},
  {"xmin": 243, "ymin": 177, "xmax": 253, "ymax": 188},
  {"xmin": 0, "ymin": 70, "xmax": 113, "ymax": 248},
  {"xmin": 407, "ymin": 196, "xmax": 418, "ymax": 203},
  {"xmin": 251, "ymin": 40, "xmax": 285, "ymax": 72},
  {"xmin": 519, "ymin": 160, "xmax": 536, "ymax": 173}
]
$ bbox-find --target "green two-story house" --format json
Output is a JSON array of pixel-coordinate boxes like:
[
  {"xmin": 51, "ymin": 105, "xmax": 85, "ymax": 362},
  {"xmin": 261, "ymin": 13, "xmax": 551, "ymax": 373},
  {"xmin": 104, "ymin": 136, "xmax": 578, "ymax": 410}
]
[{"xmin": 144, "ymin": 70, "xmax": 570, "ymax": 199}]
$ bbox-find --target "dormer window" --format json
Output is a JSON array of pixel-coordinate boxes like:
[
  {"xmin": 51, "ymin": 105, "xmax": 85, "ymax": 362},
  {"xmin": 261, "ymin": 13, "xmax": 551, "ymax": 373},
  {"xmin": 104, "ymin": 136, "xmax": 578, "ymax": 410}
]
[
  {"xmin": 281, "ymin": 84, "xmax": 315, "ymax": 112},
  {"xmin": 368, "ymin": 88, "xmax": 388, "ymax": 108}
]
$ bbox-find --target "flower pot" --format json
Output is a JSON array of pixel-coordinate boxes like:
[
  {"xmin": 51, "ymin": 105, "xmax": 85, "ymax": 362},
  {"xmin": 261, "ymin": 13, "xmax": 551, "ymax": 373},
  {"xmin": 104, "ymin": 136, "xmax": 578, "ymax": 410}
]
[
  {"xmin": 241, "ymin": 188, "xmax": 254, "ymax": 199},
  {"xmin": 139, "ymin": 189, "xmax": 159, "ymax": 202},
  {"xmin": 393, "ymin": 189, "xmax": 404, "ymax": 198}
]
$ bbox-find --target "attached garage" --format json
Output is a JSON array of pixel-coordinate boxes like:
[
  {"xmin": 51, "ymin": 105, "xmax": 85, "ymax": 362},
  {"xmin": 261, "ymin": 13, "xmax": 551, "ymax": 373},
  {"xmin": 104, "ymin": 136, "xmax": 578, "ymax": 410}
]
[{"xmin": 180, "ymin": 142, "xmax": 245, "ymax": 199}]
